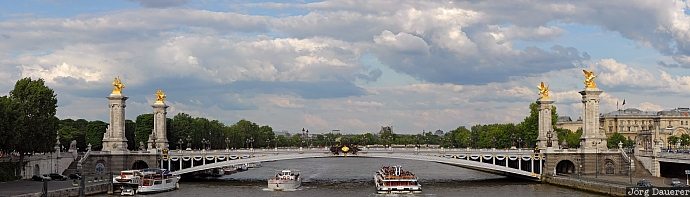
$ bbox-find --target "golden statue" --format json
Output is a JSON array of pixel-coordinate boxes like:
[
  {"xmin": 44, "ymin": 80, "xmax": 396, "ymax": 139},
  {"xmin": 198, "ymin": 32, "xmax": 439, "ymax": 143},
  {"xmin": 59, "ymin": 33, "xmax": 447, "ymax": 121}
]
[
  {"xmin": 155, "ymin": 89, "xmax": 166, "ymax": 103},
  {"xmin": 537, "ymin": 82, "xmax": 550, "ymax": 99},
  {"xmin": 582, "ymin": 69, "xmax": 597, "ymax": 88},
  {"xmin": 112, "ymin": 76, "xmax": 125, "ymax": 95}
]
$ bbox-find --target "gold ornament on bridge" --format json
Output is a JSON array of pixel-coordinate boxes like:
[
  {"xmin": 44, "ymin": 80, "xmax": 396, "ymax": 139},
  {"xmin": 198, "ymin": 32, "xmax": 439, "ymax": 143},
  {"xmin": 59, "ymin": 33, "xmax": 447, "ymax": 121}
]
[
  {"xmin": 582, "ymin": 69, "xmax": 597, "ymax": 89},
  {"xmin": 155, "ymin": 89, "xmax": 166, "ymax": 103},
  {"xmin": 341, "ymin": 146, "xmax": 350, "ymax": 153},
  {"xmin": 537, "ymin": 82, "xmax": 550, "ymax": 100},
  {"xmin": 111, "ymin": 76, "xmax": 125, "ymax": 95}
]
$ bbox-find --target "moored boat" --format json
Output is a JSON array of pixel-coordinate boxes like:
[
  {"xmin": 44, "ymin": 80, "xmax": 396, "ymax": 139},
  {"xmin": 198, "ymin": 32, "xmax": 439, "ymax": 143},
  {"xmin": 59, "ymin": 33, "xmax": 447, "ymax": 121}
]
[
  {"xmin": 137, "ymin": 168, "xmax": 180, "ymax": 194},
  {"xmin": 268, "ymin": 169, "xmax": 301, "ymax": 191},
  {"xmin": 113, "ymin": 170, "xmax": 143, "ymax": 186},
  {"xmin": 374, "ymin": 165, "xmax": 422, "ymax": 194}
]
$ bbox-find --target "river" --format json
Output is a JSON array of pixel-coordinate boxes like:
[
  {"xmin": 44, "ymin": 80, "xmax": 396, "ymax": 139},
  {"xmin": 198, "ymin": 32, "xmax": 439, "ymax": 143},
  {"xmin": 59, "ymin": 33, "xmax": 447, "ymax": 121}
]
[{"xmin": 106, "ymin": 157, "xmax": 603, "ymax": 197}]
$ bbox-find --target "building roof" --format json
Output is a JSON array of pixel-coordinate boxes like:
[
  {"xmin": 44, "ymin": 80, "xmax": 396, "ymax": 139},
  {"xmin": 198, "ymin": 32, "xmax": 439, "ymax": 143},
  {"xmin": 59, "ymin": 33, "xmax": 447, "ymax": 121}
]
[
  {"xmin": 601, "ymin": 108, "xmax": 657, "ymax": 117},
  {"xmin": 657, "ymin": 108, "xmax": 690, "ymax": 116},
  {"xmin": 557, "ymin": 116, "xmax": 572, "ymax": 122},
  {"xmin": 600, "ymin": 107, "xmax": 690, "ymax": 118}
]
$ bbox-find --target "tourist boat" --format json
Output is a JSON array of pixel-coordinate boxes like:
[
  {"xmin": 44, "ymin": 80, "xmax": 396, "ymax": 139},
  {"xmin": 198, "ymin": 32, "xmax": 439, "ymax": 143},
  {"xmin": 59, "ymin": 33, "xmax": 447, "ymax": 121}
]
[
  {"xmin": 374, "ymin": 165, "xmax": 422, "ymax": 194},
  {"xmin": 137, "ymin": 168, "xmax": 180, "ymax": 194},
  {"xmin": 268, "ymin": 169, "xmax": 301, "ymax": 191},
  {"xmin": 113, "ymin": 170, "xmax": 143, "ymax": 186}
]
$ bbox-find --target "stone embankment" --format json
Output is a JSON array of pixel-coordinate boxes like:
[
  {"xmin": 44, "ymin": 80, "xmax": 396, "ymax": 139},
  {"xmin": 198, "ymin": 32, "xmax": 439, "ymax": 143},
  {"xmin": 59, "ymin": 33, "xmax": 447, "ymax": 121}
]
[
  {"xmin": 543, "ymin": 176, "xmax": 627, "ymax": 196},
  {"xmin": 12, "ymin": 182, "xmax": 109, "ymax": 197}
]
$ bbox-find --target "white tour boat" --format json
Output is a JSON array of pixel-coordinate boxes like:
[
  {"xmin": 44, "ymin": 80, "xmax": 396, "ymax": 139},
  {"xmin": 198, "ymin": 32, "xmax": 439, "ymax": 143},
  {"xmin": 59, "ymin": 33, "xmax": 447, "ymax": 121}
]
[
  {"xmin": 374, "ymin": 165, "xmax": 422, "ymax": 194},
  {"xmin": 113, "ymin": 170, "xmax": 143, "ymax": 186},
  {"xmin": 268, "ymin": 169, "xmax": 301, "ymax": 191},
  {"xmin": 136, "ymin": 168, "xmax": 180, "ymax": 194}
]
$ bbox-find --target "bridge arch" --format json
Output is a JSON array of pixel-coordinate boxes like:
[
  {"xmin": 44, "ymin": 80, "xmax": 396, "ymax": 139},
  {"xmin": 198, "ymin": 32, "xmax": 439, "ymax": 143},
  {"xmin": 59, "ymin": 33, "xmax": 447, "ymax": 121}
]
[
  {"xmin": 132, "ymin": 160, "xmax": 149, "ymax": 170},
  {"xmin": 555, "ymin": 160, "xmax": 575, "ymax": 175}
]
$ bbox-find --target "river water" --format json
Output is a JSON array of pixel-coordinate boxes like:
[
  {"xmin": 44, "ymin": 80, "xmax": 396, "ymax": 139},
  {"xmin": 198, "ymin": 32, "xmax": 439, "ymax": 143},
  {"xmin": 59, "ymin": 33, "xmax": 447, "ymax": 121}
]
[{"xmin": 109, "ymin": 157, "xmax": 603, "ymax": 197}]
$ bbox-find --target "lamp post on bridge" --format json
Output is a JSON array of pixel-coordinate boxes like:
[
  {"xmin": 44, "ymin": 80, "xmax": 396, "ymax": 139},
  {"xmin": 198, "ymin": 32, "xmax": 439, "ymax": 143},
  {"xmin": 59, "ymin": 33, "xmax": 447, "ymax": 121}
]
[
  {"xmin": 225, "ymin": 137, "xmax": 230, "ymax": 150},
  {"xmin": 593, "ymin": 141, "xmax": 601, "ymax": 178},
  {"xmin": 201, "ymin": 138, "xmax": 210, "ymax": 150},
  {"xmin": 178, "ymin": 138, "xmax": 184, "ymax": 150},
  {"xmin": 186, "ymin": 135, "xmax": 192, "ymax": 151},
  {"xmin": 518, "ymin": 137, "xmax": 523, "ymax": 149},
  {"xmin": 248, "ymin": 137, "xmax": 254, "ymax": 150}
]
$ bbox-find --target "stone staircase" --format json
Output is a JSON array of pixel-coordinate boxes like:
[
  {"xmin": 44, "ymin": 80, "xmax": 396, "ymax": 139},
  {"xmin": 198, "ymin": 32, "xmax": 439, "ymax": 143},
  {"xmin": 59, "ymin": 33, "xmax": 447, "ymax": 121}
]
[
  {"xmin": 61, "ymin": 155, "xmax": 82, "ymax": 175},
  {"xmin": 631, "ymin": 155, "xmax": 652, "ymax": 177}
]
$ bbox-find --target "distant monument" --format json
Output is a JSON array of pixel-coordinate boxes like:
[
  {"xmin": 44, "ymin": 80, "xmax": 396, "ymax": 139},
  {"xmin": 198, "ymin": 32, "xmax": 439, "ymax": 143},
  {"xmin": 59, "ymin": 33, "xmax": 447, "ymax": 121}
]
[
  {"xmin": 579, "ymin": 70, "xmax": 607, "ymax": 150},
  {"xmin": 102, "ymin": 77, "xmax": 129, "ymax": 152},
  {"xmin": 536, "ymin": 82, "xmax": 558, "ymax": 149},
  {"xmin": 148, "ymin": 89, "xmax": 169, "ymax": 149}
]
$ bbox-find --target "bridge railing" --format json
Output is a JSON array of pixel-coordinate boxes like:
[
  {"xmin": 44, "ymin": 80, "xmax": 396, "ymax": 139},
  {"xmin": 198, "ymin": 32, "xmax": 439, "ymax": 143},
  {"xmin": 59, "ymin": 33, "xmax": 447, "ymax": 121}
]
[{"xmin": 659, "ymin": 152, "xmax": 690, "ymax": 159}]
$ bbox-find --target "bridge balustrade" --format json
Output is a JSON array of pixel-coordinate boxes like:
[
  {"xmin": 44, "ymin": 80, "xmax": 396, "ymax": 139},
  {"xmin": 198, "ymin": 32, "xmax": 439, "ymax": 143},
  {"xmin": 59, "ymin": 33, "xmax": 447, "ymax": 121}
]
[{"xmin": 162, "ymin": 148, "xmax": 543, "ymax": 180}]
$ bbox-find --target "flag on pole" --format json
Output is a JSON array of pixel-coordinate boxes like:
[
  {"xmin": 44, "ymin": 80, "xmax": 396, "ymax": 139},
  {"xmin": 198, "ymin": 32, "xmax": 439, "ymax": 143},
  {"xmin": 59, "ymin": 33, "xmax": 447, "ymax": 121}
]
[{"xmin": 622, "ymin": 99, "xmax": 626, "ymax": 106}]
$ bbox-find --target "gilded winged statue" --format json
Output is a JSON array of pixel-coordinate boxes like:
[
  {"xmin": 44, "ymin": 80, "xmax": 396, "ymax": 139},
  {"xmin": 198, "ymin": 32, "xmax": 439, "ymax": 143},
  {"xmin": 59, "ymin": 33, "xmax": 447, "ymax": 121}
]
[
  {"xmin": 155, "ymin": 89, "xmax": 166, "ymax": 103},
  {"xmin": 582, "ymin": 69, "xmax": 597, "ymax": 88},
  {"xmin": 537, "ymin": 82, "xmax": 549, "ymax": 99},
  {"xmin": 112, "ymin": 77, "xmax": 125, "ymax": 95}
]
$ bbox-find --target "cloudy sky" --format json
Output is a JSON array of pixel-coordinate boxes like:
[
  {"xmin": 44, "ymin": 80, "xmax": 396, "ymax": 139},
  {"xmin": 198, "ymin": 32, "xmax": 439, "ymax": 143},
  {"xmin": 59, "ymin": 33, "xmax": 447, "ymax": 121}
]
[{"xmin": 1, "ymin": 0, "xmax": 690, "ymax": 134}]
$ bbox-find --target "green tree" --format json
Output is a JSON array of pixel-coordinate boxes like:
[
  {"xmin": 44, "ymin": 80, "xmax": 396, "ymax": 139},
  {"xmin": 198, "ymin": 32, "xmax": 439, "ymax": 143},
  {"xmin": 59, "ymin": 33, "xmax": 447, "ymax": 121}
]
[
  {"xmin": 0, "ymin": 96, "xmax": 16, "ymax": 155},
  {"xmin": 171, "ymin": 113, "xmax": 194, "ymax": 149},
  {"xmin": 57, "ymin": 125, "xmax": 78, "ymax": 149},
  {"xmin": 668, "ymin": 136, "xmax": 679, "ymax": 147},
  {"xmin": 134, "ymin": 114, "xmax": 154, "ymax": 149},
  {"xmin": 607, "ymin": 132, "xmax": 627, "ymax": 149},
  {"xmin": 556, "ymin": 128, "xmax": 582, "ymax": 148},
  {"xmin": 681, "ymin": 134, "xmax": 690, "ymax": 146},
  {"xmin": 85, "ymin": 121, "xmax": 108, "ymax": 150},
  {"xmin": 517, "ymin": 102, "xmax": 558, "ymax": 148},
  {"xmin": 125, "ymin": 120, "xmax": 136, "ymax": 150},
  {"xmin": 8, "ymin": 78, "xmax": 58, "ymax": 158}
]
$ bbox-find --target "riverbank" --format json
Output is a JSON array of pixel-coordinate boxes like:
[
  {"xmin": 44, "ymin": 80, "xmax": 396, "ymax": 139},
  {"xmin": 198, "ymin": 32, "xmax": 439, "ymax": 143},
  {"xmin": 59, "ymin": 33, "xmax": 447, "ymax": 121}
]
[
  {"xmin": 0, "ymin": 180, "xmax": 109, "ymax": 197},
  {"xmin": 543, "ymin": 174, "xmax": 676, "ymax": 196},
  {"xmin": 543, "ymin": 175, "xmax": 628, "ymax": 196}
]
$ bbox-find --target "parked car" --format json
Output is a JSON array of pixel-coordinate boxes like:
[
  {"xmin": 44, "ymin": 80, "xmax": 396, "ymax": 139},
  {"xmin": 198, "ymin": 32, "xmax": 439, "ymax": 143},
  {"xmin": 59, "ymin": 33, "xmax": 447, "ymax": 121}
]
[
  {"xmin": 68, "ymin": 173, "xmax": 82, "ymax": 180},
  {"xmin": 637, "ymin": 179, "xmax": 653, "ymax": 187},
  {"xmin": 671, "ymin": 178, "xmax": 686, "ymax": 187},
  {"xmin": 31, "ymin": 174, "xmax": 51, "ymax": 181},
  {"xmin": 48, "ymin": 173, "xmax": 68, "ymax": 181}
]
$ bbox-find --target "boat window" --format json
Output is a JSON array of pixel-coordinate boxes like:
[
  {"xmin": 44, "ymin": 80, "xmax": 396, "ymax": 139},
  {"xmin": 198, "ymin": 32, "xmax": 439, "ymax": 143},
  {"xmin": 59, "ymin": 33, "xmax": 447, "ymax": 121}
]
[
  {"xmin": 154, "ymin": 180, "xmax": 162, "ymax": 185},
  {"xmin": 166, "ymin": 179, "xmax": 171, "ymax": 183}
]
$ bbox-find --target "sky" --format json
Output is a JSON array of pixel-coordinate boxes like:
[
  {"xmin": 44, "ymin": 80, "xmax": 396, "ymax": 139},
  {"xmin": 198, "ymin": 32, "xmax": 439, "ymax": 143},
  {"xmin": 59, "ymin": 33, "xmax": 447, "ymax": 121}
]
[{"xmin": 1, "ymin": 0, "xmax": 690, "ymax": 134}]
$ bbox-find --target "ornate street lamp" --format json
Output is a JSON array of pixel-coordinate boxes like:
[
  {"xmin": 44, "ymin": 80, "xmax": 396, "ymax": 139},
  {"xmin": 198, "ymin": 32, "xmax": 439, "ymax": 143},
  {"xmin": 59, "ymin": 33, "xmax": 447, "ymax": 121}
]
[
  {"xmin": 186, "ymin": 135, "xmax": 192, "ymax": 150},
  {"xmin": 178, "ymin": 138, "xmax": 184, "ymax": 150},
  {"xmin": 247, "ymin": 137, "xmax": 254, "ymax": 150},
  {"xmin": 225, "ymin": 137, "xmax": 230, "ymax": 150},
  {"xmin": 201, "ymin": 138, "xmax": 206, "ymax": 150},
  {"xmin": 593, "ymin": 140, "xmax": 602, "ymax": 178}
]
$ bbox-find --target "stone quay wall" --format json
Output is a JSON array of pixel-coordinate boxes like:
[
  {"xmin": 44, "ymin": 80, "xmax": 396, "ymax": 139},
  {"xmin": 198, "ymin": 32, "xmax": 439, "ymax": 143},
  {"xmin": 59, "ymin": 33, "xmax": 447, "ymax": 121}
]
[
  {"xmin": 543, "ymin": 176, "xmax": 627, "ymax": 196},
  {"xmin": 12, "ymin": 182, "xmax": 109, "ymax": 197}
]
